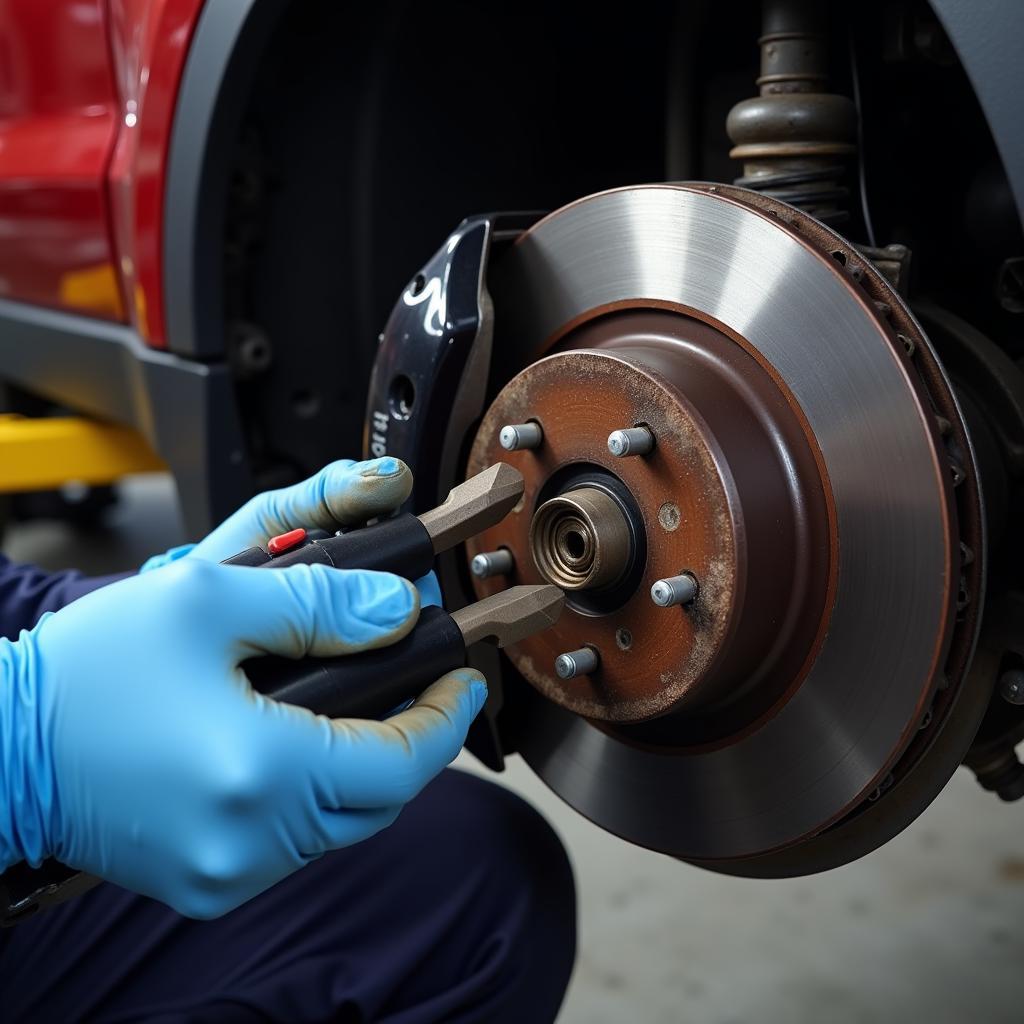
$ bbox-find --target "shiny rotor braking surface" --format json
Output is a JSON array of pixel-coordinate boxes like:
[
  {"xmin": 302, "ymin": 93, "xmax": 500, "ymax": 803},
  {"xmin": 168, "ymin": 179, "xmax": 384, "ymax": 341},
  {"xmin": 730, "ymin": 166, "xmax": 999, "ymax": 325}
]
[{"xmin": 486, "ymin": 184, "xmax": 975, "ymax": 862}]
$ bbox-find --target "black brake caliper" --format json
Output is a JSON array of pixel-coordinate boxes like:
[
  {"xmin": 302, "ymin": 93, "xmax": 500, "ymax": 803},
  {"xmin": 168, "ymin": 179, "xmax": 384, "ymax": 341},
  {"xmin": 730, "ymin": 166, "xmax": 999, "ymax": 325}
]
[{"xmin": 364, "ymin": 211, "xmax": 541, "ymax": 768}]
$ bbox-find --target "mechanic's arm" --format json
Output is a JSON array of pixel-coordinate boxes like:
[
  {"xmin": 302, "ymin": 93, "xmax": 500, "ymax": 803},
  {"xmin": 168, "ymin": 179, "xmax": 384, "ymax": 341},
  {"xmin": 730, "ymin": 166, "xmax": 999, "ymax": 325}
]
[
  {"xmin": 0, "ymin": 556, "xmax": 130, "ymax": 637},
  {"xmin": 0, "ymin": 458, "xmax": 479, "ymax": 917}
]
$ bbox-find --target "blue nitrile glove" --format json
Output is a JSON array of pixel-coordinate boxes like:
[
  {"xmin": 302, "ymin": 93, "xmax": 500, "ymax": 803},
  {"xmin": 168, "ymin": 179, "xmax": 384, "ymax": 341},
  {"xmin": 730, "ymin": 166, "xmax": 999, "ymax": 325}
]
[
  {"xmin": 140, "ymin": 456, "xmax": 442, "ymax": 607},
  {"xmin": 0, "ymin": 559, "xmax": 486, "ymax": 918}
]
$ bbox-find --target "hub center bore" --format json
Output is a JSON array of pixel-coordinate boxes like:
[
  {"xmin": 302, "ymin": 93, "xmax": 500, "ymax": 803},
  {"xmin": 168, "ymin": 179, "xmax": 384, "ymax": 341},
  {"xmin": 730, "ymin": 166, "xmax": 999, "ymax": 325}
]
[{"xmin": 531, "ymin": 486, "xmax": 632, "ymax": 591}]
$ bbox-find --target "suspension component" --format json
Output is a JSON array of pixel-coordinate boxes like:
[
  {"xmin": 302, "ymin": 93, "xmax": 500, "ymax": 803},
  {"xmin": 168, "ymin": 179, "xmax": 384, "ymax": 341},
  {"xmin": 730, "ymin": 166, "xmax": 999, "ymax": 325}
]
[{"xmin": 726, "ymin": 0, "xmax": 856, "ymax": 224}]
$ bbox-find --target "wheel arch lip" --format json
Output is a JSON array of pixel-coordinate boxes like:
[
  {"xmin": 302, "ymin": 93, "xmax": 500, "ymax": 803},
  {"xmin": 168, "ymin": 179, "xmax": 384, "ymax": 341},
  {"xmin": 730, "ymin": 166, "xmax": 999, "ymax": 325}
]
[
  {"xmin": 163, "ymin": 0, "xmax": 287, "ymax": 359},
  {"xmin": 929, "ymin": 0, "xmax": 1024, "ymax": 229}
]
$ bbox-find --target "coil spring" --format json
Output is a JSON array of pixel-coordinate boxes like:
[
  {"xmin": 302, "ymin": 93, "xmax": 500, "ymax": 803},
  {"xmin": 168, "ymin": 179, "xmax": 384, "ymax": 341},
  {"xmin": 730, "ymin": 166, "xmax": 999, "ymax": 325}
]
[
  {"xmin": 733, "ymin": 166, "xmax": 851, "ymax": 226},
  {"xmin": 726, "ymin": 1, "xmax": 857, "ymax": 226}
]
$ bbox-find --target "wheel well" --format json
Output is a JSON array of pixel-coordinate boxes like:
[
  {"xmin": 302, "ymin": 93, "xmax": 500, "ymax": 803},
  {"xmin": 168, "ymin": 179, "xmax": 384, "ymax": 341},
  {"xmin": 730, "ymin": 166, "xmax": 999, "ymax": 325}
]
[{"xmin": 220, "ymin": 0, "xmax": 680, "ymax": 488}]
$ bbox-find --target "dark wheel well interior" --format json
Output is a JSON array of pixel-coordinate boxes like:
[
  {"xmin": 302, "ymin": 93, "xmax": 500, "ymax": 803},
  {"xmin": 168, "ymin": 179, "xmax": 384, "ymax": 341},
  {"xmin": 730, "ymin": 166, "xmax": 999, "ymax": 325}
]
[{"xmin": 216, "ymin": 0, "xmax": 1021, "ymax": 488}]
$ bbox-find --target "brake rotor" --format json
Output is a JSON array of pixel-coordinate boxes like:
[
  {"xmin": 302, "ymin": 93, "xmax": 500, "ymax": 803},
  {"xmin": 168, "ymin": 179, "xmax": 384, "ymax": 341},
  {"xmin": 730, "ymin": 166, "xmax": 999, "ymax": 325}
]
[{"xmin": 464, "ymin": 184, "xmax": 984, "ymax": 866}]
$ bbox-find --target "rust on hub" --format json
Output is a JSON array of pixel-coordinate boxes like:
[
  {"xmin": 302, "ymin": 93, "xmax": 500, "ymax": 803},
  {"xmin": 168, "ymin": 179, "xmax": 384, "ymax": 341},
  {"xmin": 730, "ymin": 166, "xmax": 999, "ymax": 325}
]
[{"xmin": 467, "ymin": 310, "xmax": 835, "ymax": 731}]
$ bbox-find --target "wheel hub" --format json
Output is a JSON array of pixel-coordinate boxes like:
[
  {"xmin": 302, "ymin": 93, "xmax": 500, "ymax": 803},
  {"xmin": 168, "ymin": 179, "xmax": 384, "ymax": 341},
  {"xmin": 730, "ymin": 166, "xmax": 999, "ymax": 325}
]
[{"xmin": 467, "ymin": 312, "xmax": 834, "ymax": 730}]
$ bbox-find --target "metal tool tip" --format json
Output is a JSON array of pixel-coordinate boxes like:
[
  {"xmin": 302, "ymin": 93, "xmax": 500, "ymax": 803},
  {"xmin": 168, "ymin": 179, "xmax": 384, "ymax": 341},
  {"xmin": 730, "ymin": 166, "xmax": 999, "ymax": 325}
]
[
  {"xmin": 501, "ymin": 583, "xmax": 566, "ymax": 623},
  {"xmin": 452, "ymin": 584, "xmax": 565, "ymax": 648},
  {"xmin": 479, "ymin": 460, "xmax": 525, "ymax": 492},
  {"xmin": 418, "ymin": 463, "xmax": 525, "ymax": 552}
]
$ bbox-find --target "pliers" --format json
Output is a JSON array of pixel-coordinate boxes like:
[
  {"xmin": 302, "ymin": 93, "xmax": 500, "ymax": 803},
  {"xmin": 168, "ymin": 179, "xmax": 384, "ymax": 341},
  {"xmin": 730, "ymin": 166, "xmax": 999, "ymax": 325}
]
[
  {"xmin": 1, "ymin": 464, "xmax": 561, "ymax": 928},
  {"xmin": 226, "ymin": 463, "xmax": 564, "ymax": 719}
]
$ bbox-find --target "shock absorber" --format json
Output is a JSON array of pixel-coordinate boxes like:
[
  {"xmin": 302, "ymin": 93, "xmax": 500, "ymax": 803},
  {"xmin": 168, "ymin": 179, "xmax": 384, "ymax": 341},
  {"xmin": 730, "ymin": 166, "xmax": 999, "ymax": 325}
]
[{"xmin": 726, "ymin": 0, "xmax": 857, "ymax": 225}]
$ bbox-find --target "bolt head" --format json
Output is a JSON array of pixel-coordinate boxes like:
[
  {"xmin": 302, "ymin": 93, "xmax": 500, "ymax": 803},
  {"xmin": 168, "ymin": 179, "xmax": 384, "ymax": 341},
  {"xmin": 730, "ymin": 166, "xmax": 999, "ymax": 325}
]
[
  {"xmin": 470, "ymin": 554, "xmax": 489, "ymax": 578},
  {"xmin": 555, "ymin": 654, "xmax": 576, "ymax": 679},
  {"xmin": 499, "ymin": 426, "xmax": 517, "ymax": 450},
  {"xmin": 608, "ymin": 431, "xmax": 627, "ymax": 456},
  {"xmin": 657, "ymin": 502, "xmax": 680, "ymax": 532},
  {"xmin": 650, "ymin": 580, "xmax": 673, "ymax": 607}
]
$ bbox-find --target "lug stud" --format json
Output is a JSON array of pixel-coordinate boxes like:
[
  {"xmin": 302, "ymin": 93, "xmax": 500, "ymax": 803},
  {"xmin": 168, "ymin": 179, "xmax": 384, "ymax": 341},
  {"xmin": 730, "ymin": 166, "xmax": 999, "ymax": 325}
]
[
  {"xmin": 607, "ymin": 426, "xmax": 655, "ymax": 457},
  {"xmin": 470, "ymin": 549, "xmax": 515, "ymax": 579},
  {"xmin": 499, "ymin": 422, "xmax": 543, "ymax": 451},
  {"xmin": 555, "ymin": 646, "xmax": 600, "ymax": 679},
  {"xmin": 650, "ymin": 573, "xmax": 698, "ymax": 608}
]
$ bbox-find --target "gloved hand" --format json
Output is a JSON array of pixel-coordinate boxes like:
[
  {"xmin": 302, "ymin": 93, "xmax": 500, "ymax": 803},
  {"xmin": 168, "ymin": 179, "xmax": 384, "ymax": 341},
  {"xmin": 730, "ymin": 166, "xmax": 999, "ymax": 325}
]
[
  {"xmin": 0, "ymin": 560, "xmax": 486, "ymax": 918},
  {"xmin": 141, "ymin": 456, "xmax": 442, "ymax": 606}
]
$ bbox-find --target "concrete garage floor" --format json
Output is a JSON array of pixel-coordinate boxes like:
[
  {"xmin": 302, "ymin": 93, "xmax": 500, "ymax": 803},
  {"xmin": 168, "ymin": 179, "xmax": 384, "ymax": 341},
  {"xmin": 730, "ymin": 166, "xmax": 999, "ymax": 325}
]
[{"xmin": 6, "ymin": 474, "xmax": 1024, "ymax": 1024}]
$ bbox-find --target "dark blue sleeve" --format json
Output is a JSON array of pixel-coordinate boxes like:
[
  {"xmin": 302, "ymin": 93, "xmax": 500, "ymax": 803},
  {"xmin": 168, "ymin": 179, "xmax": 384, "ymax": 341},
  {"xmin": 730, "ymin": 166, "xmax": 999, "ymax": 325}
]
[{"xmin": 0, "ymin": 555, "xmax": 131, "ymax": 639}]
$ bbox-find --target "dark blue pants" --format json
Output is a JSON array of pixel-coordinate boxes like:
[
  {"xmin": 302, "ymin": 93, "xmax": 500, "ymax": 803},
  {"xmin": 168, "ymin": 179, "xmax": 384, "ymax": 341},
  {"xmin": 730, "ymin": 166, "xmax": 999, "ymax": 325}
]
[{"xmin": 0, "ymin": 769, "xmax": 576, "ymax": 1023}]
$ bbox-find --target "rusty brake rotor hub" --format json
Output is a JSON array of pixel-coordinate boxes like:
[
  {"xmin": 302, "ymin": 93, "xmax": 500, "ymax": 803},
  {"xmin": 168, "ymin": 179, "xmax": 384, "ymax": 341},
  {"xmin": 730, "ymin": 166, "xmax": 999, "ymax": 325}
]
[
  {"xmin": 462, "ymin": 184, "xmax": 983, "ymax": 864},
  {"xmin": 468, "ymin": 315, "xmax": 833, "ymax": 731}
]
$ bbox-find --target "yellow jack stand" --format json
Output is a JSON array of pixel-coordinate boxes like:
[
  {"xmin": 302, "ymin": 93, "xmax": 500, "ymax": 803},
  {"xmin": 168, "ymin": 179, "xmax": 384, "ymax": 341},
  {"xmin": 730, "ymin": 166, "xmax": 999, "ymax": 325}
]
[{"xmin": 0, "ymin": 414, "xmax": 166, "ymax": 493}]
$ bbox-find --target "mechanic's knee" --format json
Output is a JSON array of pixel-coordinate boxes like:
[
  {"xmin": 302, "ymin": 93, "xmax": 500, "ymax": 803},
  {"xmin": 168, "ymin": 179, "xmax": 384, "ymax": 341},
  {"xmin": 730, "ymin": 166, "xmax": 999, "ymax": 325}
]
[{"xmin": 447, "ymin": 771, "xmax": 577, "ymax": 1013}]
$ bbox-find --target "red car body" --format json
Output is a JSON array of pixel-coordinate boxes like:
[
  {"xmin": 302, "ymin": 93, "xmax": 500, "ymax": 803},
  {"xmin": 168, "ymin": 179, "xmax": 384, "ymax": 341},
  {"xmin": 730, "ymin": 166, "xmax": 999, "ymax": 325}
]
[
  {"xmin": 0, "ymin": 0, "xmax": 203, "ymax": 345},
  {"xmin": 0, "ymin": 0, "xmax": 277, "ymax": 532}
]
